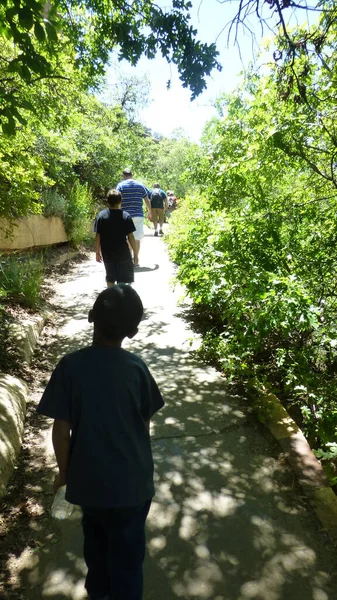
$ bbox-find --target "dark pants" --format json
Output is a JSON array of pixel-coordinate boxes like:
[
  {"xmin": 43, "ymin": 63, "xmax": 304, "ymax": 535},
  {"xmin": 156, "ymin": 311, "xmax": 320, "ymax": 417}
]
[{"xmin": 81, "ymin": 500, "xmax": 151, "ymax": 600}]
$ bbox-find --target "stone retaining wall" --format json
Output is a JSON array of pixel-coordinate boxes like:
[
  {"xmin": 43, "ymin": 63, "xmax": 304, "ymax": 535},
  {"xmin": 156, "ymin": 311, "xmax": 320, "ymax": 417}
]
[
  {"xmin": 0, "ymin": 215, "xmax": 68, "ymax": 250},
  {"xmin": 0, "ymin": 309, "xmax": 54, "ymax": 501},
  {"xmin": 0, "ymin": 375, "xmax": 28, "ymax": 500}
]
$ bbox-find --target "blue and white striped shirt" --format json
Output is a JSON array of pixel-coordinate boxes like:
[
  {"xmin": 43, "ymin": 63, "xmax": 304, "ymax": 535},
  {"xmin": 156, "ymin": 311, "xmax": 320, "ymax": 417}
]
[{"xmin": 116, "ymin": 179, "xmax": 149, "ymax": 218}]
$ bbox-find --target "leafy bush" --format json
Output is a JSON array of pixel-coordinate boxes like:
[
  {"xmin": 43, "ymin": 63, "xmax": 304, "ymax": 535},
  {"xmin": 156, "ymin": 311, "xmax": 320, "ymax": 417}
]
[
  {"xmin": 63, "ymin": 181, "xmax": 94, "ymax": 246},
  {"xmin": 41, "ymin": 188, "xmax": 66, "ymax": 218},
  {"xmin": 167, "ymin": 191, "xmax": 337, "ymax": 464},
  {"xmin": 0, "ymin": 256, "xmax": 44, "ymax": 308}
]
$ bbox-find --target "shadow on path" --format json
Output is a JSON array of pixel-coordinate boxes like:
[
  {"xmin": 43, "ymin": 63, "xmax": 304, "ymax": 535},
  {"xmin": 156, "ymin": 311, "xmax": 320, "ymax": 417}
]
[{"xmin": 1, "ymin": 237, "xmax": 337, "ymax": 599}]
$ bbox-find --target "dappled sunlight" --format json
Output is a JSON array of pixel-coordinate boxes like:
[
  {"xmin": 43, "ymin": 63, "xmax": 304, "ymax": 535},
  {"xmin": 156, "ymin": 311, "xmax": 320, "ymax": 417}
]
[
  {"xmin": 5, "ymin": 515, "xmax": 88, "ymax": 599},
  {"xmin": 144, "ymin": 431, "xmax": 335, "ymax": 599},
  {"xmin": 2, "ymin": 244, "xmax": 337, "ymax": 599},
  {"xmin": 41, "ymin": 569, "xmax": 86, "ymax": 599}
]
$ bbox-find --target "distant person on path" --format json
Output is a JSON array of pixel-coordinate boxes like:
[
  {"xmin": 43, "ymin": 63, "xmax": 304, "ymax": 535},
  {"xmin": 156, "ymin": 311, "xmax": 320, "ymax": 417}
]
[
  {"xmin": 116, "ymin": 168, "xmax": 152, "ymax": 266},
  {"xmin": 37, "ymin": 284, "xmax": 164, "ymax": 600},
  {"xmin": 166, "ymin": 190, "xmax": 177, "ymax": 220},
  {"xmin": 149, "ymin": 183, "xmax": 167, "ymax": 236},
  {"xmin": 94, "ymin": 189, "xmax": 138, "ymax": 286}
]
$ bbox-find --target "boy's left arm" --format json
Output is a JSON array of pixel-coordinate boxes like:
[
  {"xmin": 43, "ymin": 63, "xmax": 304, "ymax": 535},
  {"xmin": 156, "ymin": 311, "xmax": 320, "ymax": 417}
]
[
  {"xmin": 52, "ymin": 419, "xmax": 72, "ymax": 490},
  {"xmin": 128, "ymin": 232, "xmax": 139, "ymax": 265}
]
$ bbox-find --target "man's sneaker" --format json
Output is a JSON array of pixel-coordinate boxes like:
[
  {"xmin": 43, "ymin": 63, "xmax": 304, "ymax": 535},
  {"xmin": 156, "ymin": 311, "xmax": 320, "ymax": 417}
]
[
  {"xmin": 154, "ymin": 231, "xmax": 158, "ymax": 237},
  {"xmin": 159, "ymin": 229, "xmax": 164, "ymax": 235}
]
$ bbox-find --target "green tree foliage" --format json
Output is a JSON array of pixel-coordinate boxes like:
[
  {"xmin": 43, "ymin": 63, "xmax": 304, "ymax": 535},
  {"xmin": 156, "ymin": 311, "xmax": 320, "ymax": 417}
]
[
  {"xmin": 167, "ymin": 63, "xmax": 337, "ymax": 464},
  {"xmin": 0, "ymin": 49, "xmax": 163, "ymax": 219},
  {"xmin": 146, "ymin": 131, "xmax": 198, "ymax": 197},
  {"xmin": 63, "ymin": 181, "xmax": 94, "ymax": 246},
  {"xmin": 0, "ymin": 0, "xmax": 221, "ymax": 131}
]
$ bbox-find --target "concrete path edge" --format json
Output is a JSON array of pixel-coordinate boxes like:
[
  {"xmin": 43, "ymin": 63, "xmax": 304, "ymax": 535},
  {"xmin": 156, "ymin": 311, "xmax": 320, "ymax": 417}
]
[{"xmin": 250, "ymin": 378, "xmax": 337, "ymax": 540}]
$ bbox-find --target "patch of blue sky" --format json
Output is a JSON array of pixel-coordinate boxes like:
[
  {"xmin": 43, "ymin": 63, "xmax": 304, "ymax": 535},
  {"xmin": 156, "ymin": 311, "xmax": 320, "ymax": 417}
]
[{"xmin": 103, "ymin": 0, "xmax": 318, "ymax": 142}]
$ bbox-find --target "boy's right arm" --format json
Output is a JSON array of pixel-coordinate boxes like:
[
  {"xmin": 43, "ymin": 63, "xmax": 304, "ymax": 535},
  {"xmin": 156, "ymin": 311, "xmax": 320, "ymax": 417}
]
[
  {"xmin": 95, "ymin": 233, "xmax": 102, "ymax": 262},
  {"xmin": 52, "ymin": 419, "xmax": 72, "ymax": 490}
]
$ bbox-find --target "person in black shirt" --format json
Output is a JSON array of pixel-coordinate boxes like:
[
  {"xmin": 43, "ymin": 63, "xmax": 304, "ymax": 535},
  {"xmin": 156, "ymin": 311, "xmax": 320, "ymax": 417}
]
[
  {"xmin": 94, "ymin": 189, "xmax": 138, "ymax": 286},
  {"xmin": 37, "ymin": 285, "xmax": 164, "ymax": 600}
]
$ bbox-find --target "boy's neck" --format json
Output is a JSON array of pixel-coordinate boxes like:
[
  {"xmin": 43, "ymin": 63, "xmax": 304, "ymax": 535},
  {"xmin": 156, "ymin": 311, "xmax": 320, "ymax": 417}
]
[
  {"xmin": 92, "ymin": 332, "xmax": 123, "ymax": 347},
  {"xmin": 108, "ymin": 205, "xmax": 121, "ymax": 210}
]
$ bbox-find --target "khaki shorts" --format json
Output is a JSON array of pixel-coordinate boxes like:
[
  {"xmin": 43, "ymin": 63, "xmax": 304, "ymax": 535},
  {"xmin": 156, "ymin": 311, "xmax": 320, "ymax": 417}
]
[
  {"xmin": 132, "ymin": 217, "xmax": 144, "ymax": 241},
  {"xmin": 152, "ymin": 208, "xmax": 165, "ymax": 226}
]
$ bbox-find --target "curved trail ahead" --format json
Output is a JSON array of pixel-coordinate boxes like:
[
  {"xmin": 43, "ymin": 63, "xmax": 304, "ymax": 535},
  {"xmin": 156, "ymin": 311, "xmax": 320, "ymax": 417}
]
[{"xmin": 8, "ymin": 226, "xmax": 337, "ymax": 599}]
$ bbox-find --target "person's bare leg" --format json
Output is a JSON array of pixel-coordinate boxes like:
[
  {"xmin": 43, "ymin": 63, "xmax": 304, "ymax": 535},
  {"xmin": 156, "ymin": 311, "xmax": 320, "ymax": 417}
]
[
  {"xmin": 153, "ymin": 209, "xmax": 159, "ymax": 235},
  {"xmin": 159, "ymin": 209, "xmax": 164, "ymax": 234}
]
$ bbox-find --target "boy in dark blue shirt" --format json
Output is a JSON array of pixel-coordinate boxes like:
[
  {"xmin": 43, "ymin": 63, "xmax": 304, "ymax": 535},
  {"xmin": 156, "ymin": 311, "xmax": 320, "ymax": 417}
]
[
  {"xmin": 37, "ymin": 285, "xmax": 164, "ymax": 600},
  {"xmin": 94, "ymin": 189, "xmax": 138, "ymax": 286}
]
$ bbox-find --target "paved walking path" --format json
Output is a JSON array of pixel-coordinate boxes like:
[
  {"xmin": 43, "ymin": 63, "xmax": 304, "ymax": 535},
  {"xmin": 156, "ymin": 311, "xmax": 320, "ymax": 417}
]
[{"xmin": 14, "ymin": 227, "xmax": 337, "ymax": 599}]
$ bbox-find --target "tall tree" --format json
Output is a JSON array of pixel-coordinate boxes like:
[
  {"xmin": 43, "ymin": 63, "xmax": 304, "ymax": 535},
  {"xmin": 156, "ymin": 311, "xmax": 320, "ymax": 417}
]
[{"xmin": 0, "ymin": 0, "xmax": 221, "ymax": 131}]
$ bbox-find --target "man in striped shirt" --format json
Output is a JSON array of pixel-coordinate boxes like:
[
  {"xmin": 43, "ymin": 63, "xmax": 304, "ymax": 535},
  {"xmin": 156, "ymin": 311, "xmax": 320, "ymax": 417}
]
[{"xmin": 116, "ymin": 168, "xmax": 152, "ymax": 267}]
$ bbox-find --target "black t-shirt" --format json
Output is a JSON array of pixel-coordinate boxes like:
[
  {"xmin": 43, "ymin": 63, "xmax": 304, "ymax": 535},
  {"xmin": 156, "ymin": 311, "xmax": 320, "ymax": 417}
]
[
  {"xmin": 149, "ymin": 189, "xmax": 166, "ymax": 209},
  {"xmin": 94, "ymin": 208, "xmax": 135, "ymax": 262},
  {"xmin": 37, "ymin": 346, "xmax": 164, "ymax": 507}
]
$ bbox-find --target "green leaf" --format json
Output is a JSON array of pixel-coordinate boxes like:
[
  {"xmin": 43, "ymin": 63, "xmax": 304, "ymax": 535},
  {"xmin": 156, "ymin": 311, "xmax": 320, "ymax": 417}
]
[
  {"xmin": 16, "ymin": 113, "xmax": 27, "ymax": 126},
  {"xmin": 7, "ymin": 58, "xmax": 24, "ymax": 76},
  {"xmin": 21, "ymin": 64, "xmax": 32, "ymax": 82},
  {"xmin": 2, "ymin": 117, "xmax": 16, "ymax": 136},
  {"xmin": 5, "ymin": 8, "xmax": 17, "ymax": 22},
  {"xmin": 34, "ymin": 22, "xmax": 46, "ymax": 42},
  {"xmin": 18, "ymin": 7, "xmax": 34, "ymax": 30},
  {"xmin": 20, "ymin": 100, "xmax": 35, "ymax": 112},
  {"xmin": 44, "ymin": 21, "xmax": 58, "ymax": 42}
]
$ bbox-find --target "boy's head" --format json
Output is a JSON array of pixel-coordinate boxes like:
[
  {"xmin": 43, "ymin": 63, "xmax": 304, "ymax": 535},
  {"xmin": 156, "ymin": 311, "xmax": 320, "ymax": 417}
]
[
  {"xmin": 153, "ymin": 183, "xmax": 160, "ymax": 189},
  {"xmin": 106, "ymin": 189, "xmax": 122, "ymax": 207},
  {"xmin": 122, "ymin": 168, "xmax": 132, "ymax": 179},
  {"xmin": 88, "ymin": 285, "xmax": 143, "ymax": 341}
]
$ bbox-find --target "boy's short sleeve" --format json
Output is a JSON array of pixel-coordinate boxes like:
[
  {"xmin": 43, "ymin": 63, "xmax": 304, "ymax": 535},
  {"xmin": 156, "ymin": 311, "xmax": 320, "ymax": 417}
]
[
  {"xmin": 37, "ymin": 358, "xmax": 72, "ymax": 422},
  {"xmin": 94, "ymin": 215, "xmax": 101, "ymax": 234},
  {"xmin": 140, "ymin": 367, "xmax": 164, "ymax": 421}
]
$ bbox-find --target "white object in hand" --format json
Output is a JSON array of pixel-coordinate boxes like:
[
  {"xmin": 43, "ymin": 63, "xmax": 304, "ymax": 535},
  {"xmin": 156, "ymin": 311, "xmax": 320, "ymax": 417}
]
[{"xmin": 51, "ymin": 485, "xmax": 73, "ymax": 519}]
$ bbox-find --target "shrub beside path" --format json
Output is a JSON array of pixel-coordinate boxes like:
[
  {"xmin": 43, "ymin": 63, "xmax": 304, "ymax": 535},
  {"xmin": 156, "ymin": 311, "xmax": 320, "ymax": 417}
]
[{"xmin": 5, "ymin": 227, "xmax": 337, "ymax": 599}]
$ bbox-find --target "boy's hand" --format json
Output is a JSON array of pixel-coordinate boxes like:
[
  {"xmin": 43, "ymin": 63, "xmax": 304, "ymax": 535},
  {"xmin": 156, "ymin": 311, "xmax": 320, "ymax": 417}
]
[
  {"xmin": 96, "ymin": 252, "xmax": 102, "ymax": 263},
  {"xmin": 133, "ymin": 254, "xmax": 139, "ymax": 266},
  {"xmin": 53, "ymin": 472, "xmax": 67, "ymax": 492}
]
